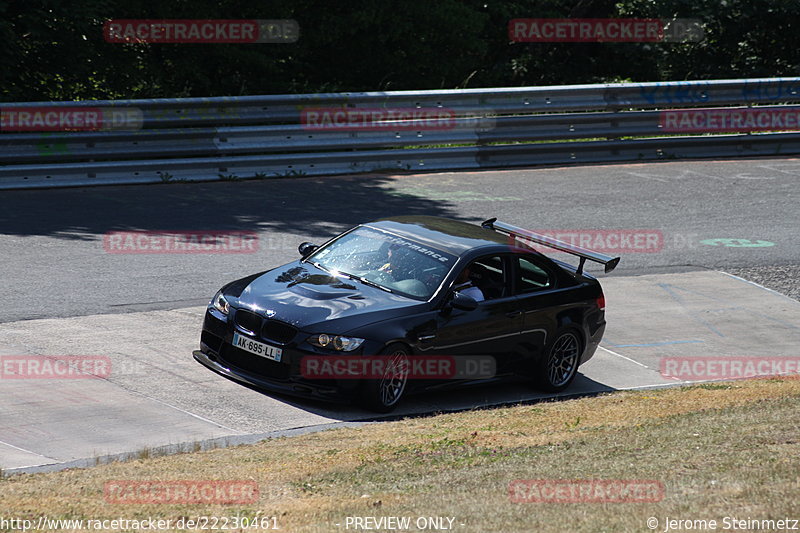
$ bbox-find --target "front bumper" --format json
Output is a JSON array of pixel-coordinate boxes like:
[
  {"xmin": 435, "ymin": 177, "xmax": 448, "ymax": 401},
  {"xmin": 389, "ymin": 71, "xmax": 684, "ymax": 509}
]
[
  {"xmin": 193, "ymin": 349, "xmax": 355, "ymax": 402},
  {"xmin": 194, "ymin": 306, "xmax": 361, "ymax": 402}
]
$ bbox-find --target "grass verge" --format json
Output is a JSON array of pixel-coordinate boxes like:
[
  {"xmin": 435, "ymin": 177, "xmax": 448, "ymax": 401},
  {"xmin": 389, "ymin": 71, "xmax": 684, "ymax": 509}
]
[{"xmin": 1, "ymin": 377, "xmax": 799, "ymax": 532}]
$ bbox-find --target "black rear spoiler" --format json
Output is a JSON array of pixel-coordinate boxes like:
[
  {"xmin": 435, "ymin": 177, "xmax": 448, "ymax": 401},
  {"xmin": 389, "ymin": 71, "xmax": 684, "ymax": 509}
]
[{"xmin": 481, "ymin": 218, "xmax": 620, "ymax": 275}]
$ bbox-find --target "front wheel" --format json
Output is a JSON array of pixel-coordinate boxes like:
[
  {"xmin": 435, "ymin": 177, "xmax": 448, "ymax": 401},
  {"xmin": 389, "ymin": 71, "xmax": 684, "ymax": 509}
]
[
  {"xmin": 357, "ymin": 343, "xmax": 410, "ymax": 413},
  {"xmin": 534, "ymin": 329, "xmax": 582, "ymax": 392}
]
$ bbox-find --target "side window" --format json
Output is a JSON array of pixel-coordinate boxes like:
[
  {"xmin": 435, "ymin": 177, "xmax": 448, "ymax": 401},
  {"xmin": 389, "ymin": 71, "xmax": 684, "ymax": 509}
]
[
  {"xmin": 453, "ymin": 255, "xmax": 508, "ymax": 301},
  {"xmin": 517, "ymin": 256, "xmax": 554, "ymax": 293}
]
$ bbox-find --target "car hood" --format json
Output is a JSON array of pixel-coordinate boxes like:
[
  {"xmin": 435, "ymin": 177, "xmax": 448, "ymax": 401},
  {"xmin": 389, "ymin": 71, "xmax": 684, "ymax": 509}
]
[{"xmin": 230, "ymin": 260, "xmax": 427, "ymax": 330}]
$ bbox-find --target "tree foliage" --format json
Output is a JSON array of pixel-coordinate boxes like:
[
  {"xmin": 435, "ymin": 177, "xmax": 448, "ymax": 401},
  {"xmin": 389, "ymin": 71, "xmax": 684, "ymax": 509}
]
[{"xmin": 1, "ymin": 0, "xmax": 798, "ymax": 102}]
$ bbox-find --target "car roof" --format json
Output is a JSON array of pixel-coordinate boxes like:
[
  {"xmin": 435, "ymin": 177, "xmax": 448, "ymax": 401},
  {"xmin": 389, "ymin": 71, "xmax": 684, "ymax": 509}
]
[{"xmin": 365, "ymin": 216, "xmax": 509, "ymax": 256}]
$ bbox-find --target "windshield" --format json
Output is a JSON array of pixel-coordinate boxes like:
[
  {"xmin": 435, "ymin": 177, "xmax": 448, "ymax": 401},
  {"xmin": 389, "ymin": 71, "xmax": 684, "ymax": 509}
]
[{"xmin": 307, "ymin": 226, "xmax": 457, "ymax": 300}]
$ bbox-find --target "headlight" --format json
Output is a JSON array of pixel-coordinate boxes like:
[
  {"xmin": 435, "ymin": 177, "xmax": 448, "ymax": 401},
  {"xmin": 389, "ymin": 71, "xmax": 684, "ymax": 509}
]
[
  {"xmin": 307, "ymin": 334, "xmax": 365, "ymax": 352},
  {"xmin": 211, "ymin": 290, "xmax": 230, "ymax": 315}
]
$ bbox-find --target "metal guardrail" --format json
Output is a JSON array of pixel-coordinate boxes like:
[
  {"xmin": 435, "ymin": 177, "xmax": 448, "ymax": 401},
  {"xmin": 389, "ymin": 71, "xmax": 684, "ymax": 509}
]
[{"xmin": 2, "ymin": 78, "xmax": 800, "ymax": 189}]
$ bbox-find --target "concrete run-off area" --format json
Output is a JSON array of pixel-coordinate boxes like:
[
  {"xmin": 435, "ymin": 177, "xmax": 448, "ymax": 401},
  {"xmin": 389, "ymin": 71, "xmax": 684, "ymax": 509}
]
[{"xmin": 0, "ymin": 270, "xmax": 798, "ymax": 474}]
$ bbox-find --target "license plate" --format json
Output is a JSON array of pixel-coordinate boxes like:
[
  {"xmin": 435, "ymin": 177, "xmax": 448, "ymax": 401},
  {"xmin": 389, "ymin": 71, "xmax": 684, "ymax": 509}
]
[{"xmin": 232, "ymin": 332, "xmax": 282, "ymax": 362}]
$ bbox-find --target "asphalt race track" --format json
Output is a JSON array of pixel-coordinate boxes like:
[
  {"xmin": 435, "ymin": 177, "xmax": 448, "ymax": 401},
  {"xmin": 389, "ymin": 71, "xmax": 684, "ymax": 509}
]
[{"xmin": 1, "ymin": 157, "xmax": 798, "ymax": 474}]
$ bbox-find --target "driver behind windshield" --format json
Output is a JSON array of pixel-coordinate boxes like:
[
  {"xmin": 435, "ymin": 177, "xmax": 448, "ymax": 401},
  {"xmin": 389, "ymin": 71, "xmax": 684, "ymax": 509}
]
[
  {"xmin": 378, "ymin": 244, "xmax": 416, "ymax": 281},
  {"xmin": 377, "ymin": 243, "xmax": 400, "ymax": 275}
]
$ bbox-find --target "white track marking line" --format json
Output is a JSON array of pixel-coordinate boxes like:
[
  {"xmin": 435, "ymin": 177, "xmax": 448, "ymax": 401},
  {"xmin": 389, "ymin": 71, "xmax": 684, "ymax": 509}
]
[
  {"xmin": 598, "ymin": 346, "xmax": 650, "ymax": 369},
  {"xmin": 719, "ymin": 271, "xmax": 800, "ymax": 305},
  {"xmin": 599, "ymin": 346, "xmax": 684, "ymax": 381},
  {"xmin": 0, "ymin": 439, "xmax": 55, "ymax": 460}
]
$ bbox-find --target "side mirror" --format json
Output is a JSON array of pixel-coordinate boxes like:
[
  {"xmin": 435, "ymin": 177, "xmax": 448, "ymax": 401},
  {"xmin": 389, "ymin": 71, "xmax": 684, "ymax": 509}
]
[
  {"xmin": 451, "ymin": 291, "xmax": 478, "ymax": 311},
  {"xmin": 298, "ymin": 242, "xmax": 318, "ymax": 258}
]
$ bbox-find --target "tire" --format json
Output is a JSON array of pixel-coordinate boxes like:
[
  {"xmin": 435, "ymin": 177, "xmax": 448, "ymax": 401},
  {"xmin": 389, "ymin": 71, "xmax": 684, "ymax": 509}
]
[
  {"xmin": 534, "ymin": 329, "xmax": 582, "ymax": 392},
  {"xmin": 357, "ymin": 343, "xmax": 410, "ymax": 413}
]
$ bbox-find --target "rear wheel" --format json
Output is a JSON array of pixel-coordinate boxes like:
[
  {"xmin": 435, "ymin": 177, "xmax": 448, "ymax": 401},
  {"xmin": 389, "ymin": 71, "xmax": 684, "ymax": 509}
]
[
  {"xmin": 357, "ymin": 343, "xmax": 410, "ymax": 413},
  {"xmin": 535, "ymin": 329, "xmax": 582, "ymax": 392}
]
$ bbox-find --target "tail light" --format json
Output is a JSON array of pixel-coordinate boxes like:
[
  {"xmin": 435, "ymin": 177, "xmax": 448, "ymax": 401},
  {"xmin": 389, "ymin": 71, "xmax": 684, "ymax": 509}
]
[{"xmin": 596, "ymin": 293, "xmax": 606, "ymax": 311}]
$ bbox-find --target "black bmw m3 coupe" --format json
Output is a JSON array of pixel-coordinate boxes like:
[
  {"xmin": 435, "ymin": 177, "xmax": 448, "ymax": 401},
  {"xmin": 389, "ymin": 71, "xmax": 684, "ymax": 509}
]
[{"xmin": 194, "ymin": 216, "xmax": 619, "ymax": 412}]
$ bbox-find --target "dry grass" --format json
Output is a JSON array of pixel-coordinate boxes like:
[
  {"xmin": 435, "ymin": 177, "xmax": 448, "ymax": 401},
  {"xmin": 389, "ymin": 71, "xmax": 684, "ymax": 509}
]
[{"xmin": 2, "ymin": 377, "xmax": 799, "ymax": 532}]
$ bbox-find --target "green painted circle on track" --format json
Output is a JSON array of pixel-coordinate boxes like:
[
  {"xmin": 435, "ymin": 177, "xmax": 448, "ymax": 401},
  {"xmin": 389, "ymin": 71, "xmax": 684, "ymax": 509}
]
[{"xmin": 699, "ymin": 238, "xmax": 776, "ymax": 248}]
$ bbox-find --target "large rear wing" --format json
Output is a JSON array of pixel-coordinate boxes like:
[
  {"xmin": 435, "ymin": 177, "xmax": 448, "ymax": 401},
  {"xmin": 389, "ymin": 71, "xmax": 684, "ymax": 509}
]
[{"xmin": 481, "ymin": 218, "xmax": 620, "ymax": 275}]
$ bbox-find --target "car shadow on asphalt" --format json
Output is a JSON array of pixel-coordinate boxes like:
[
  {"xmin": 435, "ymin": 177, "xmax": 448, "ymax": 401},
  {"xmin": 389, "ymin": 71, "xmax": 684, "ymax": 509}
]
[{"xmin": 226, "ymin": 372, "xmax": 617, "ymax": 423}]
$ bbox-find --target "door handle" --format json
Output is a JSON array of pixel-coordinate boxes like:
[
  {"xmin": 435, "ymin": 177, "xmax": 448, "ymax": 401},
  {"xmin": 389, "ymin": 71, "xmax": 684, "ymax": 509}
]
[{"xmin": 505, "ymin": 310, "xmax": 522, "ymax": 318}]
